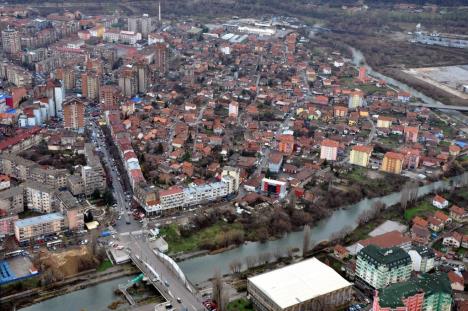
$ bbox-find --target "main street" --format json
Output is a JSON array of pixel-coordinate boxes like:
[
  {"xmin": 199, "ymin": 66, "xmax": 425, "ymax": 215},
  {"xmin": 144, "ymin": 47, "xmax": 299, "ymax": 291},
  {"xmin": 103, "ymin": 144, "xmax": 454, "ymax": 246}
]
[{"xmin": 86, "ymin": 116, "xmax": 140, "ymax": 233}]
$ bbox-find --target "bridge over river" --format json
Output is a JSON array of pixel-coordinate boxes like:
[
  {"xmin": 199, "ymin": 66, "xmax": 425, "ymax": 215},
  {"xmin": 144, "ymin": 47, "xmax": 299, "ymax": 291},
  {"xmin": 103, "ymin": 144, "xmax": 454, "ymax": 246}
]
[{"xmin": 119, "ymin": 232, "xmax": 205, "ymax": 311}]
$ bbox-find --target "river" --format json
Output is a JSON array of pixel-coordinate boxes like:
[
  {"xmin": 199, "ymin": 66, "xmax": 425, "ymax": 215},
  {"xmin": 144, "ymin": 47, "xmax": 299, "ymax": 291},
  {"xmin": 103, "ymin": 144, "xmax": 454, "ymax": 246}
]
[
  {"xmin": 26, "ymin": 175, "xmax": 464, "ymax": 311},
  {"xmin": 20, "ymin": 275, "xmax": 137, "ymax": 311},
  {"xmin": 179, "ymin": 175, "xmax": 465, "ymax": 284}
]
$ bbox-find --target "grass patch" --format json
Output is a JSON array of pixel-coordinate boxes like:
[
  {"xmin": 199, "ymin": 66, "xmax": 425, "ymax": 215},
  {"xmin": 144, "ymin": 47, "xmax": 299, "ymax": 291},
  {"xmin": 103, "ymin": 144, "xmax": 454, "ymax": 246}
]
[
  {"xmin": 97, "ymin": 259, "xmax": 113, "ymax": 272},
  {"xmin": 227, "ymin": 298, "xmax": 254, "ymax": 311},
  {"xmin": 160, "ymin": 222, "xmax": 244, "ymax": 254},
  {"xmin": 404, "ymin": 201, "xmax": 437, "ymax": 221}
]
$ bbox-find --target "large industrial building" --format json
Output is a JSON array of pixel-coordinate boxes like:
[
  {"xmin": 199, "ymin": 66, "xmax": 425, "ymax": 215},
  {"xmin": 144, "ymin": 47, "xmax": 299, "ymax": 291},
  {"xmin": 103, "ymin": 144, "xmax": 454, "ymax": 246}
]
[{"xmin": 247, "ymin": 258, "xmax": 353, "ymax": 311}]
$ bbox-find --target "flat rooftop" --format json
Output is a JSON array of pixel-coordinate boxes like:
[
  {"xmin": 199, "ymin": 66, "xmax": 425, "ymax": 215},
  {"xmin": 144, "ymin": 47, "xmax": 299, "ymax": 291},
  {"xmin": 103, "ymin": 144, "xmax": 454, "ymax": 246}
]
[
  {"xmin": 15, "ymin": 212, "xmax": 63, "ymax": 228},
  {"xmin": 248, "ymin": 257, "xmax": 351, "ymax": 309}
]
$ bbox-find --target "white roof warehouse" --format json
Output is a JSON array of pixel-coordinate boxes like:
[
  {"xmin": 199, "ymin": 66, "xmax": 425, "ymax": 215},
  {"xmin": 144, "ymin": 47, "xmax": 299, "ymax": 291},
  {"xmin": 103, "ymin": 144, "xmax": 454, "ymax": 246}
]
[{"xmin": 247, "ymin": 257, "xmax": 353, "ymax": 311}]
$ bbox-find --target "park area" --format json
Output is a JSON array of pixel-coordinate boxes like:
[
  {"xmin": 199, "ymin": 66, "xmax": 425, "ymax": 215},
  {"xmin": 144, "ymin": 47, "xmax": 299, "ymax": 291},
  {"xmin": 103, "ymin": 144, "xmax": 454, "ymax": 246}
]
[{"xmin": 404, "ymin": 200, "xmax": 438, "ymax": 221}]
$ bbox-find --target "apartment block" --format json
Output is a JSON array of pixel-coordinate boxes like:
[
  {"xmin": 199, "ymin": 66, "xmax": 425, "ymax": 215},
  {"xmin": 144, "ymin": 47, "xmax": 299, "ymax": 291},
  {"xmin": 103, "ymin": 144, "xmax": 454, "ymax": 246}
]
[
  {"xmin": 2, "ymin": 28, "xmax": 21, "ymax": 54},
  {"xmin": 320, "ymin": 139, "xmax": 339, "ymax": 161},
  {"xmin": 372, "ymin": 273, "xmax": 452, "ymax": 311},
  {"xmin": 350, "ymin": 145, "xmax": 373, "ymax": 167},
  {"xmin": 356, "ymin": 245, "xmax": 412, "ymax": 289},
  {"xmin": 63, "ymin": 97, "xmax": 85, "ymax": 130},
  {"xmin": 24, "ymin": 181, "xmax": 55, "ymax": 214},
  {"xmin": 0, "ymin": 186, "xmax": 24, "ymax": 216},
  {"xmin": 14, "ymin": 212, "xmax": 65, "ymax": 243},
  {"xmin": 381, "ymin": 152, "xmax": 404, "ymax": 175}
]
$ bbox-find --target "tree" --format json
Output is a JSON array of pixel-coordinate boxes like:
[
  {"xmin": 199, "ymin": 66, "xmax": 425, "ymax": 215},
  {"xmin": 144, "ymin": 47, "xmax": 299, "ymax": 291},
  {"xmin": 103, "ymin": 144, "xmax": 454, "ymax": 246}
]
[
  {"xmin": 102, "ymin": 189, "xmax": 115, "ymax": 206},
  {"xmin": 211, "ymin": 270, "xmax": 227, "ymax": 311},
  {"xmin": 229, "ymin": 259, "xmax": 242, "ymax": 274},
  {"xmin": 91, "ymin": 189, "xmax": 101, "ymax": 200},
  {"xmin": 155, "ymin": 142, "xmax": 164, "ymax": 154},
  {"xmin": 258, "ymin": 252, "xmax": 271, "ymax": 265},
  {"xmin": 245, "ymin": 255, "xmax": 257, "ymax": 269},
  {"xmin": 302, "ymin": 224, "xmax": 311, "ymax": 257}
]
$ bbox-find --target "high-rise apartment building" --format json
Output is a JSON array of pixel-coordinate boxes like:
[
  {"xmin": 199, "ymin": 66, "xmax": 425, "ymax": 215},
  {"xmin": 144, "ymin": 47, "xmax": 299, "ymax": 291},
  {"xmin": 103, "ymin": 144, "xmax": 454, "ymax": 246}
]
[
  {"xmin": 128, "ymin": 14, "xmax": 153, "ymax": 36},
  {"xmin": 118, "ymin": 66, "xmax": 138, "ymax": 97},
  {"xmin": 154, "ymin": 43, "xmax": 167, "ymax": 74},
  {"xmin": 55, "ymin": 67, "xmax": 76, "ymax": 91},
  {"xmin": 81, "ymin": 71, "xmax": 100, "ymax": 100},
  {"xmin": 2, "ymin": 27, "xmax": 21, "ymax": 54},
  {"xmin": 63, "ymin": 97, "xmax": 85, "ymax": 130},
  {"xmin": 372, "ymin": 272, "xmax": 452, "ymax": 311},
  {"xmin": 356, "ymin": 245, "xmax": 412, "ymax": 289},
  {"xmin": 99, "ymin": 84, "xmax": 120, "ymax": 111}
]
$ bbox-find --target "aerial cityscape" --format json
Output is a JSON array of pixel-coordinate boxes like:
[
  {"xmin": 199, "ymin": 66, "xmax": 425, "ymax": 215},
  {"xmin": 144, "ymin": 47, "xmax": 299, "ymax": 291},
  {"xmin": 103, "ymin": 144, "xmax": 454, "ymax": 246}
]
[{"xmin": 0, "ymin": 1, "xmax": 467, "ymax": 311}]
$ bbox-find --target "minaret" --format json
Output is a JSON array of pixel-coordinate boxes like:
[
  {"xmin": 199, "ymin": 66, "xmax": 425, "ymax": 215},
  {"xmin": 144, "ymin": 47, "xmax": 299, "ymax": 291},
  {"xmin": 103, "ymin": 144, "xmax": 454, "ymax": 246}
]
[{"xmin": 158, "ymin": 1, "xmax": 161, "ymax": 22}]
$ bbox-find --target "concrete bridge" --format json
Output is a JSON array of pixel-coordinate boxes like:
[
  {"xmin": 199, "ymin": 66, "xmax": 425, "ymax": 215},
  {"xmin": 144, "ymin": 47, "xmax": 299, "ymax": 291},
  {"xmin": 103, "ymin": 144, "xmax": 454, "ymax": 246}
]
[
  {"xmin": 121, "ymin": 232, "xmax": 205, "ymax": 311},
  {"xmin": 409, "ymin": 102, "xmax": 468, "ymax": 112}
]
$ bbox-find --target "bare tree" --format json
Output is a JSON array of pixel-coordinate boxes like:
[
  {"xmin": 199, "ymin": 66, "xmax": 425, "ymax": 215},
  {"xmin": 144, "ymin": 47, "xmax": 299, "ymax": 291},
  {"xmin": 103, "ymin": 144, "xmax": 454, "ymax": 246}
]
[
  {"xmin": 245, "ymin": 255, "xmax": 257, "ymax": 269},
  {"xmin": 258, "ymin": 252, "xmax": 271, "ymax": 265},
  {"xmin": 229, "ymin": 259, "xmax": 242, "ymax": 274},
  {"xmin": 212, "ymin": 270, "xmax": 227, "ymax": 311},
  {"xmin": 400, "ymin": 186, "xmax": 410, "ymax": 213},
  {"xmin": 273, "ymin": 247, "xmax": 283, "ymax": 260},
  {"xmin": 287, "ymin": 247, "xmax": 295, "ymax": 259},
  {"xmin": 302, "ymin": 225, "xmax": 311, "ymax": 257}
]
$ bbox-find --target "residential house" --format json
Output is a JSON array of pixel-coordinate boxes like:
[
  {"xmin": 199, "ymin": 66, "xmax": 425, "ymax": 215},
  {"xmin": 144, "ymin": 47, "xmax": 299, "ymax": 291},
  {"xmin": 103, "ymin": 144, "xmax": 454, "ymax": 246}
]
[
  {"xmin": 377, "ymin": 116, "xmax": 393, "ymax": 129},
  {"xmin": 428, "ymin": 216, "xmax": 444, "ymax": 232},
  {"xmin": 448, "ymin": 271, "xmax": 464, "ymax": 292},
  {"xmin": 432, "ymin": 195, "xmax": 449, "ymax": 209},
  {"xmin": 334, "ymin": 244, "xmax": 350, "ymax": 260},
  {"xmin": 443, "ymin": 232, "xmax": 463, "ymax": 249},
  {"xmin": 450, "ymin": 205, "xmax": 466, "ymax": 223}
]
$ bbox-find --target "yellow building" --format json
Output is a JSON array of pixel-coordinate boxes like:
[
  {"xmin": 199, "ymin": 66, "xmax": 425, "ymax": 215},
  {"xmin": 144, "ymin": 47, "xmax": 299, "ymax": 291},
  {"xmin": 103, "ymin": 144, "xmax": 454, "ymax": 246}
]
[
  {"xmin": 381, "ymin": 152, "xmax": 404, "ymax": 174},
  {"xmin": 376, "ymin": 116, "xmax": 393, "ymax": 128},
  {"xmin": 349, "ymin": 145, "xmax": 373, "ymax": 167},
  {"xmin": 348, "ymin": 90, "xmax": 364, "ymax": 109}
]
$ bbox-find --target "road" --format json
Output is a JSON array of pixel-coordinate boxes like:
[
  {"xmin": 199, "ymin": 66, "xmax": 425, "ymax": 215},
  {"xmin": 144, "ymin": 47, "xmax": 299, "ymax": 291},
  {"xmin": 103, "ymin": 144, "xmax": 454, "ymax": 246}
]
[
  {"xmin": 122, "ymin": 232, "xmax": 205, "ymax": 311},
  {"xmin": 87, "ymin": 117, "xmax": 140, "ymax": 233},
  {"xmin": 191, "ymin": 104, "xmax": 208, "ymax": 154}
]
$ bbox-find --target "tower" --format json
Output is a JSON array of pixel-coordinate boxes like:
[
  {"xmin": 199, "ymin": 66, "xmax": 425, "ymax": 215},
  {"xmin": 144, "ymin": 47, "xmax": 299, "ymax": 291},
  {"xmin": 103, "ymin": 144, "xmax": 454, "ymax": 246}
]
[{"xmin": 158, "ymin": 1, "xmax": 161, "ymax": 22}]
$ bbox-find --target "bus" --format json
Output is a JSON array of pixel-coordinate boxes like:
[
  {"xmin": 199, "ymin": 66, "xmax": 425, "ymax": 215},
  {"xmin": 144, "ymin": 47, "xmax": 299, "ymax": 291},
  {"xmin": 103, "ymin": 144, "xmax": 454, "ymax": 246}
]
[
  {"xmin": 4, "ymin": 250, "xmax": 25, "ymax": 258},
  {"xmin": 46, "ymin": 240, "xmax": 63, "ymax": 249}
]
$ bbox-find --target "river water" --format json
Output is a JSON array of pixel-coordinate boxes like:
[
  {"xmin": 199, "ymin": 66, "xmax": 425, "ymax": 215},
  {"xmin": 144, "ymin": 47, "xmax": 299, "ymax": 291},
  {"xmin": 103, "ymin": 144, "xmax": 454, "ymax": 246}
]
[
  {"xmin": 20, "ymin": 275, "xmax": 137, "ymax": 311},
  {"xmin": 179, "ymin": 176, "xmax": 464, "ymax": 284}
]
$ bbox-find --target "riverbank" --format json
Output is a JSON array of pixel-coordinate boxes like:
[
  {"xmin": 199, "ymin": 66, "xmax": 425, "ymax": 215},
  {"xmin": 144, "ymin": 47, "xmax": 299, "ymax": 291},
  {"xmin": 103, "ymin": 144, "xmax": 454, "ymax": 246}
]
[
  {"xmin": 1, "ymin": 264, "xmax": 138, "ymax": 310},
  {"xmin": 178, "ymin": 173, "xmax": 467, "ymax": 285}
]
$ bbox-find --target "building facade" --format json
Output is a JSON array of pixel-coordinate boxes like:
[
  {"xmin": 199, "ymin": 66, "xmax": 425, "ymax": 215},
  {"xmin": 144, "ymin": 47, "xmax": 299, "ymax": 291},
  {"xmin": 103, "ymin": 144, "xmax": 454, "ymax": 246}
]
[
  {"xmin": 350, "ymin": 145, "xmax": 373, "ymax": 167},
  {"xmin": 14, "ymin": 212, "xmax": 65, "ymax": 243},
  {"xmin": 381, "ymin": 152, "xmax": 404, "ymax": 174},
  {"xmin": 356, "ymin": 245, "xmax": 412, "ymax": 289},
  {"xmin": 372, "ymin": 273, "xmax": 452, "ymax": 311},
  {"xmin": 63, "ymin": 97, "xmax": 85, "ymax": 130}
]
